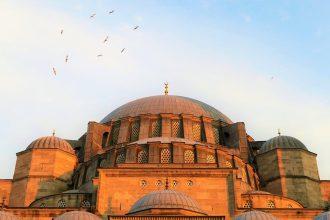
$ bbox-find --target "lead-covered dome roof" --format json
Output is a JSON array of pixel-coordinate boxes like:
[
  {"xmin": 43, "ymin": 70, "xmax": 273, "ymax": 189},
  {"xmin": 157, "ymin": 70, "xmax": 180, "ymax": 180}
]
[
  {"xmin": 128, "ymin": 190, "xmax": 205, "ymax": 215},
  {"xmin": 234, "ymin": 210, "xmax": 277, "ymax": 220},
  {"xmin": 259, "ymin": 135, "xmax": 308, "ymax": 154},
  {"xmin": 101, "ymin": 95, "xmax": 232, "ymax": 124},
  {"xmin": 54, "ymin": 211, "xmax": 101, "ymax": 220},
  {"xmin": 27, "ymin": 136, "xmax": 74, "ymax": 154}
]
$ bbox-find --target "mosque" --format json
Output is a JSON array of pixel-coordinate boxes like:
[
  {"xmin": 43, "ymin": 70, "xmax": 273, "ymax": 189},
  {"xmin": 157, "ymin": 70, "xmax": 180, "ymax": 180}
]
[{"xmin": 0, "ymin": 87, "xmax": 329, "ymax": 220}]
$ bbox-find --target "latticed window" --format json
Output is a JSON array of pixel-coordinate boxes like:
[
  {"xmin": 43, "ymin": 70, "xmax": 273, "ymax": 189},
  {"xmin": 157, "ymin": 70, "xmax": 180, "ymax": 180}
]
[
  {"xmin": 150, "ymin": 119, "xmax": 161, "ymax": 137},
  {"xmin": 81, "ymin": 200, "xmax": 91, "ymax": 208},
  {"xmin": 192, "ymin": 122, "xmax": 202, "ymax": 141},
  {"xmin": 267, "ymin": 200, "xmax": 275, "ymax": 208},
  {"xmin": 225, "ymin": 160, "xmax": 233, "ymax": 168},
  {"xmin": 160, "ymin": 148, "xmax": 171, "ymax": 163},
  {"xmin": 40, "ymin": 203, "xmax": 46, "ymax": 208},
  {"xmin": 137, "ymin": 150, "xmax": 148, "ymax": 163},
  {"xmin": 116, "ymin": 151, "xmax": 126, "ymax": 164},
  {"xmin": 57, "ymin": 199, "xmax": 66, "ymax": 208},
  {"xmin": 243, "ymin": 200, "xmax": 252, "ymax": 208},
  {"xmin": 130, "ymin": 120, "xmax": 140, "ymax": 142},
  {"xmin": 184, "ymin": 150, "xmax": 195, "ymax": 163},
  {"xmin": 206, "ymin": 154, "xmax": 216, "ymax": 163},
  {"xmin": 212, "ymin": 126, "xmax": 220, "ymax": 144},
  {"xmin": 110, "ymin": 121, "xmax": 121, "ymax": 145},
  {"xmin": 171, "ymin": 119, "xmax": 183, "ymax": 138}
]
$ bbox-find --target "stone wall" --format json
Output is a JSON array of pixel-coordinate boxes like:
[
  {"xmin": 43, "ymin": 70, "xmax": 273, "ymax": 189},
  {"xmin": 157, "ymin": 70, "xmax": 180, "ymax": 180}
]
[{"xmin": 0, "ymin": 179, "xmax": 12, "ymax": 206}]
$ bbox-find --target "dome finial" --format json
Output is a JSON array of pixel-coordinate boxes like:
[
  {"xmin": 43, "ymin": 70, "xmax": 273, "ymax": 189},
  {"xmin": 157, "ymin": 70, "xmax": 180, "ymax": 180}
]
[
  {"xmin": 277, "ymin": 128, "xmax": 281, "ymax": 136},
  {"xmin": 52, "ymin": 129, "xmax": 56, "ymax": 136},
  {"xmin": 164, "ymin": 82, "xmax": 169, "ymax": 95}
]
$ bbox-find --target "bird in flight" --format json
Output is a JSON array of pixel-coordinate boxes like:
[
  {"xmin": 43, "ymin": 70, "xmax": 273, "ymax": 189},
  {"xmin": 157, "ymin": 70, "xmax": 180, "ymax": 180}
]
[
  {"xmin": 103, "ymin": 36, "xmax": 109, "ymax": 43},
  {"xmin": 65, "ymin": 55, "xmax": 69, "ymax": 63},
  {"xmin": 97, "ymin": 54, "xmax": 103, "ymax": 58},
  {"xmin": 133, "ymin": 25, "xmax": 139, "ymax": 30},
  {"xmin": 52, "ymin": 67, "xmax": 57, "ymax": 76},
  {"xmin": 109, "ymin": 10, "xmax": 115, "ymax": 14},
  {"xmin": 90, "ymin": 13, "xmax": 96, "ymax": 18},
  {"xmin": 60, "ymin": 29, "xmax": 63, "ymax": 34},
  {"xmin": 121, "ymin": 48, "xmax": 126, "ymax": 53}
]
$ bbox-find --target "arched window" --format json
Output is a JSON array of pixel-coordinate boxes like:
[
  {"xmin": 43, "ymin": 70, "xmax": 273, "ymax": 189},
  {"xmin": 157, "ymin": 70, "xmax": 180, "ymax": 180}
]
[
  {"xmin": 184, "ymin": 150, "xmax": 195, "ymax": 163},
  {"xmin": 171, "ymin": 119, "xmax": 183, "ymax": 138},
  {"xmin": 102, "ymin": 132, "xmax": 109, "ymax": 148},
  {"xmin": 116, "ymin": 151, "xmax": 126, "ymax": 164},
  {"xmin": 150, "ymin": 119, "xmax": 161, "ymax": 137},
  {"xmin": 160, "ymin": 148, "xmax": 171, "ymax": 164},
  {"xmin": 206, "ymin": 154, "xmax": 216, "ymax": 163},
  {"xmin": 137, "ymin": 150, "xmax": 148, "ymax": 163},
  {"xmin": 130, "ymin": 120, "xmax": 140, "ymax": 142},
  {"xmin": 110, "ymin": 121, "xmax": 121, "ymax": 145}
]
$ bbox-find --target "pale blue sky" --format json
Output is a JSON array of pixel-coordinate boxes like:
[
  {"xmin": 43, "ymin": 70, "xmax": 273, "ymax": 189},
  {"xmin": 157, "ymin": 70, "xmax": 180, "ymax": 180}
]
[{"xmin": 0, "ymin": 0, "xmax": 329, "ymax": 179}]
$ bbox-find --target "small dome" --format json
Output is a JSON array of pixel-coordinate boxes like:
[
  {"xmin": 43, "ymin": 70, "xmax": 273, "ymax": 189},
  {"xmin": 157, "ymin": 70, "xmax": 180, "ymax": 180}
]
[
  {"xmin": 314, "ymin": 211, "xmax": 330, "ymax": 220},
  {"xmin": 27, "ymin": 136, "xmax": 74, "ymax": 154},
  {"xmin": 234, "ymin": 210, "xmax": 277, "ymax": 220},
  {"xmin": 259, "ymin": 135, "xmax": 307, "ymax": 154},
  {"xmin": 0, "ymin": 211, "xmax": 19, "ymax": 220},
  {"xmin": 54, "ymin": 211, "xmax": 101, "ymax": 220},
  {"xmin": 128, "ymin": 190, "xmax": 205, "ymax": 215},
  {"xmin": 101, "ymin": 95, "xmax": 232, "ymax": 124}
]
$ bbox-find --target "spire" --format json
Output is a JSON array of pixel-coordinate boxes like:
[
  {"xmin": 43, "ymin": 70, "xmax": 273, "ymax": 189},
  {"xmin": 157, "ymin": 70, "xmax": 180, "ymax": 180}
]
[
  {"xmin": 164, "ymin": 82, "xmax": 169, "ymax": 95},
  {"xmin": 277, "ymin": 128, "xmax": 281, "ymax": 136}
]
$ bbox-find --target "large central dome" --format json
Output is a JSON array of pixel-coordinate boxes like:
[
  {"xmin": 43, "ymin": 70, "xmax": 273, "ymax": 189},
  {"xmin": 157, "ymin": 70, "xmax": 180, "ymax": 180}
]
[{"xmin": 101, "ymin": 95, "xmax": 232, "ymax": 123}]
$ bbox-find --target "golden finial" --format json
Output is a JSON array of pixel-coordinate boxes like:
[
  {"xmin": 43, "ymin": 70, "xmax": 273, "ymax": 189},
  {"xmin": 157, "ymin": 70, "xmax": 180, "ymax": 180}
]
[
  {"xmin": 164, "ymin": 82, "xmax": 169, "ymax": 95},
  {"xmin": 52, "ymin": 129, "xmax": 56, "ymax": 136},
  {"xmin": 277, "ymin": 129, "xmax": 281, "ymax": 136}
]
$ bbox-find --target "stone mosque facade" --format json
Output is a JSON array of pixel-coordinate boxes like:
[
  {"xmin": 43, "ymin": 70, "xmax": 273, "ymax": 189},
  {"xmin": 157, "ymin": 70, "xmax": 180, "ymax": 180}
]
[{"xmin": 0, "ymin": 94, "xmax": 329, "ymax": 220}]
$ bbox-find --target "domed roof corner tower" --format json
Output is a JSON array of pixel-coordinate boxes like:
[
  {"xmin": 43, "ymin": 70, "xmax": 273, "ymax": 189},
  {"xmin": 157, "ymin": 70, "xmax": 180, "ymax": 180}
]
[
  {"xmin": 256, "ymin": 135, "xmax": 324, "ymax": 208},
  {"xmin": 9, "ymin": 135, "xmax": 77, "ymax": 207}
]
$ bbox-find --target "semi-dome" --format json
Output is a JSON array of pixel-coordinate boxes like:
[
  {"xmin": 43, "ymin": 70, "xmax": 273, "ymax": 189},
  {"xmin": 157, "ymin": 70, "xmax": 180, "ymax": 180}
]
[
  {"xmin": 234, "ymin": 210, "xmax": 277, "ymax": 220},
  {"xmin": 0, "ymin": 211, "xmax": 19, "ymax": 220},
  {"xmin": 27, "ymin": 135, "xmax": 74, "ymax": 154},
  {"xmin": 128, "ymin": 189, "xmax": 205, "ymax": 215},
  {"xmin": 101, "ymin": 95, "xmax": 232, "ymax": 124},
  {"xmin": 314, "ymin": 211, "xmax": 330, "ymax": 220},
  {"xmin": 259, "ymin": 135, "xmax": 308, "ymax": 154},
  {"xmin": 54, "ymin": 211, "xmax": 101, "ymax": 220}
]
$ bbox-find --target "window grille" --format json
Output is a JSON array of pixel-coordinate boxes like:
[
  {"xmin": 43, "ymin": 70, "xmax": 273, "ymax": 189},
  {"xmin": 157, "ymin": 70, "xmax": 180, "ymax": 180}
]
[
  {"xmin": 267, "ymin": 200, "xmax": 275, "ymax": 208},
  {"xmin": 243, "ymin": 200, "xmax": 252, "ymax": 208},
  {"xmin": 156, "ymin": 180, "xmax": 162, "ymax": 187},
  {"xmin": 116, "ymin": 151, "xmax": 126, "ymax": 164},
  {"xmin": 172, "ymin": 180, "xmax": 178, "ymax": 187},
  {"xmin": 57, "ymin": 199, "xmax": 66, "ymax": 208},
  {"xmin": 40, "ymin": 203, "xmax": 46, "ymax": 208},
  {"xmin": 110, "ymin": 121, "xmax": 121, "ymax": 145},
  {"xmin": 137, "ymin": 150, "xmax": 148, "ymax": 163},
  {"xmin": 150, "ymin": 119, "xmax": 161, "ymax": 137},
  {"xmin": 81, "ymin": 200, "xmax": 91, "ymax": 208},
  {"xmin": 192, "ymin": 122, "xmax": 201, "ymax": 141},
  {"xmin": 213, "ymin": 126, "xmax": 220, "ymax": 144},
  {"xmin": 184, "ymin": 150, "xmax": 195, "ymax": 163},
  {"xmin": 171, "ymin": 119, "xmax": 183, "ymax": 138},
  {"xmin": 206, "ymin": 154, "xmax": 216, "ymax": 163},
  {"xmin": 160, "ymin": 148, "xmax": 171, "ymax": 164},
  {"xmin": 140, "ymin": 180, "xmax": 147, "ymax": 187},
  {"xmin": 187, "ymin": 180, "xmax": 193, "ymax": 186},
  {"xmin": 130, "ymin": 120, "xmax": 140, "ymax": 142}
]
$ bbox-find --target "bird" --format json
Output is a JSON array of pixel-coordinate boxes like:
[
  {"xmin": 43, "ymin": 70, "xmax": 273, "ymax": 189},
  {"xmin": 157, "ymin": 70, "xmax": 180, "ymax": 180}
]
[
  {"xmin": 97, "ymin": 54, "xmax": 103, "ymax": 58},
  {"xmin": 133, "ymin": 25, "xmax": 139, "ymax": 30},
  {"xmin": 52, "ymin": 67, "xmax": 57, "ymax": 75},
  {"xmin": 121, "ymin": 48, "xmax": 126, "ymax": 53},
  {"xmin": 60, "ymin": 29, "xmax": 63, "ymax": 34},
  {"xmin": 109, "ymin": 10, "xmax": 115, "ymax": 14},
  {"xmin": 65, "ymin": 55, "xmax": 69, "ymax": 63},
  {"xmin": 103, "ymin": 36, "xmax": 109, "ymax": 43},
  {"xmin": 90, "ymin": 13, "xmax": 96, "ymax": 18}
]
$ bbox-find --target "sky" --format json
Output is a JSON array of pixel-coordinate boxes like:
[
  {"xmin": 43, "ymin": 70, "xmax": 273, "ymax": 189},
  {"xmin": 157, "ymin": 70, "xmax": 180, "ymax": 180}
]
[{"xmin": 0, "ymin": 0, "xmax": 329, "ymax": 179}]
